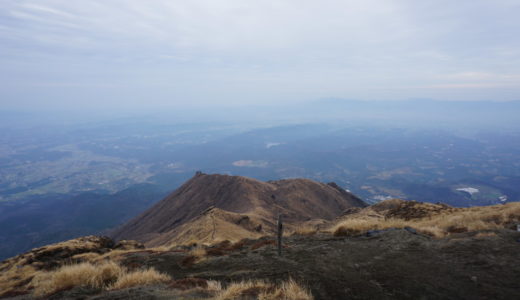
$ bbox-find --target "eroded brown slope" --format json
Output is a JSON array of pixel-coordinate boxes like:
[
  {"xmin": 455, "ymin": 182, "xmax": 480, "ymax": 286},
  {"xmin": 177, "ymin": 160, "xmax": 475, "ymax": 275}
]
[{"xmin": 110, "ymin": 173, "xmax": 366, "ymax": 245}]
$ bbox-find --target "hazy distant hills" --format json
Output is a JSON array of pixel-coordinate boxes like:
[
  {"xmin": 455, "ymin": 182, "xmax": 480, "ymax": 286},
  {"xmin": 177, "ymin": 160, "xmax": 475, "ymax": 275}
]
[
  {"xmin": 111, "ymin": 173, "xmax": 366, "ymax": 246},
  {"xmin": 305, "ymin": 98, "xmax": 520, "ymax": 128}
]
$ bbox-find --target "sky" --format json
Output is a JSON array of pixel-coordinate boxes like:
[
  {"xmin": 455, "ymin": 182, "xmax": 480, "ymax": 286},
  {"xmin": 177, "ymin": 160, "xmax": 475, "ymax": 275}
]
[{"xmin": 1, "ymin": 0, "xmax": 519, "ymax": 111}]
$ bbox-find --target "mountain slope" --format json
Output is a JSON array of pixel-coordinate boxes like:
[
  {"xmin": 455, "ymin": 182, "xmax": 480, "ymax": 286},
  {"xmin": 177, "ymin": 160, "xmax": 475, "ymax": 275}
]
[
  {"xmin": 147, "ymin": 207, "xmax": 266, "ymax": 246},
  {"xmin": 111, "ymin": 172, "xmax": 366, "ymax": 245},
  {"xmin": 3, "ymin": 200, "xmax": 520, "ymax": 299}
]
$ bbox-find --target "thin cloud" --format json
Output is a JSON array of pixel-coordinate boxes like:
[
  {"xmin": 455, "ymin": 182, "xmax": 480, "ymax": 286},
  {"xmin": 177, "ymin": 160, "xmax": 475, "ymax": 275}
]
[{"xmin": 0, "ymin": 0, "xmax": 519, "ymax": 109}]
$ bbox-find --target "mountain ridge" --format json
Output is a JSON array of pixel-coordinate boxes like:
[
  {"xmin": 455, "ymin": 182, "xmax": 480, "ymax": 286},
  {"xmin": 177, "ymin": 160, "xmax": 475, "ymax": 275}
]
[{"xmin": 110, "ymin": 172, "xmax": 366, "ymax": 246}]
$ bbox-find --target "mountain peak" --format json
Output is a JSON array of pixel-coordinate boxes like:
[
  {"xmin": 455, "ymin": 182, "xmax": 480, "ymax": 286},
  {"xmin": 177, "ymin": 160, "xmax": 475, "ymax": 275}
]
[{"xmin": 111, "ymin": 173, "xmax": 366, "ymax": 246}]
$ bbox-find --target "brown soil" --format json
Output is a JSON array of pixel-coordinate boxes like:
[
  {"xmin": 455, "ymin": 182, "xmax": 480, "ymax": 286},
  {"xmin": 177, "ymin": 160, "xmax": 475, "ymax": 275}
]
[{"xmin": 110, "ymin": 173, "xmax": 366, "ymax": 246}]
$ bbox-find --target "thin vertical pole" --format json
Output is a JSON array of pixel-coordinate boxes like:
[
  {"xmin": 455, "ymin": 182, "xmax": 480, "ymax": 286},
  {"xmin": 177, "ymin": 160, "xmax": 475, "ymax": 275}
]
[{"xmin": 277, "ymin": 214, "xmax": 283, "ymax": 256}]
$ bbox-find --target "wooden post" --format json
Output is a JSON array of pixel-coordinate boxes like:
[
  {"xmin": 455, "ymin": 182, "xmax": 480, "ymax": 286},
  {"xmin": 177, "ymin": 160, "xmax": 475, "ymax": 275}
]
[{"xmin": 277, "ymin": 214, "xmax": 283, "ymax": 256}]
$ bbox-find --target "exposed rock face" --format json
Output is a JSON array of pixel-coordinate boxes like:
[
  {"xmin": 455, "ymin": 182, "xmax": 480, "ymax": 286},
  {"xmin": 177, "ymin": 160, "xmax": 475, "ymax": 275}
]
[{"xmin": 110, "ymin": 173, "xmax": 366, "ymax": 245}]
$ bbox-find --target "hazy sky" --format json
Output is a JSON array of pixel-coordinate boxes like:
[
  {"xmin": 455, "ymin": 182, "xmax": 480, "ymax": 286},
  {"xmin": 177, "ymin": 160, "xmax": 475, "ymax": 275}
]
[{"xmin": 1, "ymin": 0, "xmax": 519, "ymax": 110}]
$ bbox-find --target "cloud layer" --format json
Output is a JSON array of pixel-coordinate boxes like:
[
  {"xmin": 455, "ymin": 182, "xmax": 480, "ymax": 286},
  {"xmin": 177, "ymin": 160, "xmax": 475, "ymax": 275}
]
[{"xmin": 1, "ymin": 0, "xmax": 519, "ymax": 109}]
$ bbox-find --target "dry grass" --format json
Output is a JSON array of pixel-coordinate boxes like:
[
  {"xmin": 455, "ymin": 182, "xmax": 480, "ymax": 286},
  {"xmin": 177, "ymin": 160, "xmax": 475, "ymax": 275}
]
[
  {"xmin": 148, "ymin": 245, "xmax": 172, "ymax": 252},
  {"xmin": 32, "ymin": 261, "xmax": 123, "ymax": 296},
  {"xmin": 474, "ymin": 232, "xmax": 498, "ymax": 238},
  {"xmin": 180, "ymin": 246, "xmax": 208, "ymax": 265},
  {"xmin": 190, "ymin": 246, "xmax": 208, "ymax": 257},
  {"xmin": 31, "ymin": 261, "xmax": 171, "ymax": 296},
  {"xmin": 291, "ymin": 226, "xmax": 318, "ymax": 236},
  {"xmin": 98, "ymin": 248, "xmax": 155, "ymax": 262},
  {"xmin": 215, "ymin": 280, "xmax": 268, "ymax": 300},
  {"xmin": 266, "ymin": 278, "xmax": 314, "ymax": 300},
  {"xmin": 207, "ymin": 280, "xmax": 223, "ymax": 291},
  {"xmin": 332, "ymin": 202, "xmax": 520, "ymax": 238},
  {"xmin": 71, "ymin": 252, "xmax": 101, "ymax": 262},
  {"xmin": 0, "ymin": 263, "xmax": 38, "ymax": 297},
  {"xmin": 110, "ymin": 268, "xmax": 171, "ymax": 290},
  {"xmin": 0, "ymin": 236, "xmax": 115, "ymax": 297},
  {"xmin": 215, "ymin": 278, "xmax": 313, "ymax": 300}
]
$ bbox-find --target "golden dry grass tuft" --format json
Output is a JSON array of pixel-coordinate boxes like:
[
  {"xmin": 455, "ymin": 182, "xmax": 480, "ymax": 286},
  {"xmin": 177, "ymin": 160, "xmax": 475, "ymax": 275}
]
[
  {"xmin": 31, "ymin": 261, "xmax": 171, "ymax": 296},
  {"xmin": 207, "ymin": 280, "xmax": 223, "ymax": 291},
  {"xmin": 265, "ymin": 278, "xmax": 314, "ymax": 300},
  {"xmin": 32, "ymin": 261, "xmax": 123, "ymax": 296},
  {"xmin": 0, "ymin": 236, "xmax": 116, "ymax": 297},
  {"xmin": 332, "ymin": 201, "xmax": 520, "ymax": 238},
  {"xmin": 215, "ymin": 278, "xmax": 313, "ymax": 300},
  {"xmin": 110, "ymin": 268, "xmax": 171, "ymax": 290},
  {"xmin": 0, "ymin": 263, "xmax": 38, "ymax": 297}
]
